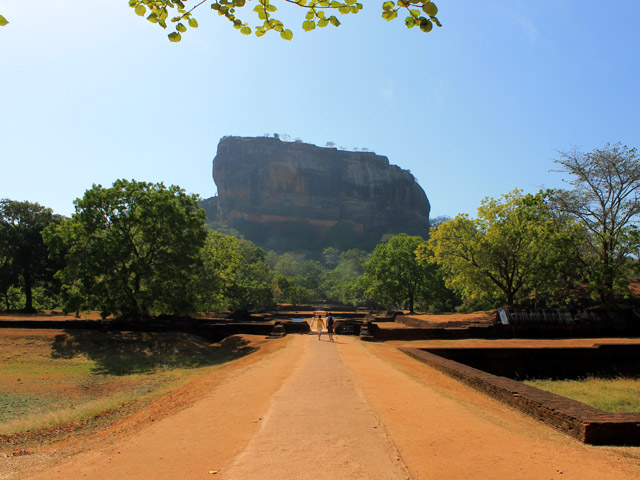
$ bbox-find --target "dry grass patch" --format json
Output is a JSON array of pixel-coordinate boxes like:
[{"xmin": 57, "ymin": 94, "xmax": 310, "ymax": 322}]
[{"xmin": 0, "ymin": 329, "xmax": 257, "ymax": 438}]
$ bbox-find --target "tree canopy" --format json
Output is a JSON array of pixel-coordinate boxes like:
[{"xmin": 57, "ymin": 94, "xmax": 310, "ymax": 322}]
[
  {"xmin": 198, "ymin": 231, "xmax": 274, "ymax": 311},
  {"xmin": 424, "ymin": 190, "xmax": 585, "ymax": 308},
  {"xmin": 0, "ymin": 2, "xmax": 441, "ymax": 42},
  {"xmin": 0, "ymin": 199, "xmax": 63, "ymax": 312},
  {"xmin": 44, "ymin": 179, "xmax": 207, "ymax": 318},
  {"xmin": 553, "ymin": 143, "xmax": 640, "ymax": 305},
  {"xmin": 361, "ymin": 233, "xmax": 448, "ymax": 313}
]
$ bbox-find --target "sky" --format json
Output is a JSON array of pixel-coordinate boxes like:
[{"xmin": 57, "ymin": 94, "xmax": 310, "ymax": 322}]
[{"xmin": 2, "ymin": 1, "xmax": 640, "ymax": 219}]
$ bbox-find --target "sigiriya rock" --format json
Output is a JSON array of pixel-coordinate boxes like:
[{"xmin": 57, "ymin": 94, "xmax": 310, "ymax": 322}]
[{"xmin": 201, "ymin": 136, "xmax": 430, "ymax": 253}]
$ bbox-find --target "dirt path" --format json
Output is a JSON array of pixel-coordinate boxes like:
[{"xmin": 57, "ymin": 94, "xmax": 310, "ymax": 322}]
[
  {"xmin": 20, "ymin": 334, "xmax": 640, "ymax": 480},
  {"xmin": 221, "ymin": 335, "xmax": 408, "ymax": 480}
]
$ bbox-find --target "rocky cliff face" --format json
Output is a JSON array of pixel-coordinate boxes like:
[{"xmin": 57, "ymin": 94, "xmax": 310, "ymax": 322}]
[{"xmin": 202, "ymin": 136, "xmax": 430, "ymax": 253}]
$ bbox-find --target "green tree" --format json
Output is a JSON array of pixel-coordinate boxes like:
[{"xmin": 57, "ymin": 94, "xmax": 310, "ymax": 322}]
[
  {"xmin": 553, "ymin": 143, "xmax": 640, "ymax": 305},
  {"xmin": 425, "ymin": 190, "xmax": 585, "ymax": 307},
  {"xmin": 198, "ymin": 232, "xmax": 274, "ymax": 311},
  {"xmin": 320, "ymin": 248, "xmax": 367, "ymax": 303},
  {"xmin": 361, "ymin": 233, "xmax": 439, "ymax": 313},
  {"xmin": 123, "ymin": 0, "xmax": 441, "ymax": 42},
  {"xmin": 0, "ymin": 199, "xmax": 63, "ymax": 312},
  {"xmin": 44, "ymin": 180, "xmax": 206, "ymax": 318}
]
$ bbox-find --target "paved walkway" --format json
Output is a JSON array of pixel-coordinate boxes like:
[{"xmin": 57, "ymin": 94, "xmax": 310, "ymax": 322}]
[{"xmin": 221, "ymin": 335, "xmax": 409, "ymax": 480}]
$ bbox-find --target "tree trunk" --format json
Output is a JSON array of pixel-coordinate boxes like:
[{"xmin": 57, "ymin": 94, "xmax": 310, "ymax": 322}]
[{"xmin": 23, "ymin": 266, "xmax": 35, "ymax": 313}]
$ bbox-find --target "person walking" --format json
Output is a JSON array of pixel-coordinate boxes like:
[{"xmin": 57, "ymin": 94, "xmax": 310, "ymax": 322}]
[
  {"xmin": 325, "ymin": 312, "xmax": 335, "ymax": 342},
  {"xmin": 313, "ymin": 314, "xmax": 325, "ymax": 341}
]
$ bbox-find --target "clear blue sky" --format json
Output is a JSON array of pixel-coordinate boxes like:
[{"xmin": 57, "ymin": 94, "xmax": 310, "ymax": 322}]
[{"xmin": 2, "ymin": 1, "xmax": 639, "ymax": 219}]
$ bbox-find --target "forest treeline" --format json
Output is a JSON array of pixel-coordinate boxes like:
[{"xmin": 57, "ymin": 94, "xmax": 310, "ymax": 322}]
[{"xmin": 1, "ymin": 143, "xmax": 638, "ymax": 318}]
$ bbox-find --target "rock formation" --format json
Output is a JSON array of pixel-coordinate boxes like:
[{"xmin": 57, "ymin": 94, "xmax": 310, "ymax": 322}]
[{"xmin": 201, "ymin": 136, "xmax": 430, "ymax": 253}]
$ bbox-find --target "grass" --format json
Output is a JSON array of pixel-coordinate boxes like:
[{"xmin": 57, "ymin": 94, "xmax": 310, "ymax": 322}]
[
  {"xmin": 524, "ymin": 376, "xmax": 640, "ymax": 413},
  {"xmin": 0, "ymin": 330, "xmax": 257, "ymax": 436}
]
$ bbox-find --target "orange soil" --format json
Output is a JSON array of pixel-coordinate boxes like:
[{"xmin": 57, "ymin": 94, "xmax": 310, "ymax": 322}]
[{"xmin": 1, "ymin": 329, "xmax": 639, "ymax": 480}]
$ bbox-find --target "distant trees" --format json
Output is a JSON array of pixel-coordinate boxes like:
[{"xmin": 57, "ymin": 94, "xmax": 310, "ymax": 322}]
[
  {"xmin": 7, "ymin": 143, "xmax": 638, "ymax": 317},
  {"xmin": 44, "ymin": 180, "xmax": 206, "ymax": 318},
  {"xmin": 0, "ymin": 199, "xmax": 63, "ymax": 311},
  {"xmin": 553, "ymin": 143, "xmax": 640, "ymax": 305}
]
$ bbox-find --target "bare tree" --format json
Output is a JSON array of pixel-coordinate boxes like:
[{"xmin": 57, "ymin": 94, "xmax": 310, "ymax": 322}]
[
  {"xmin": 325, "ymin": 141, "xmax": 336, "ymax": 148},
  {"xmin": 553, "ymin": 142, "xmax": 640, "ymax": 305}
]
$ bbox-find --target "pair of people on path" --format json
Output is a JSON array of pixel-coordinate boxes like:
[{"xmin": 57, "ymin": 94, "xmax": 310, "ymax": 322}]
[{"xmin": 313, "ymin": 312, "xmax": 335, "ymax": 342}]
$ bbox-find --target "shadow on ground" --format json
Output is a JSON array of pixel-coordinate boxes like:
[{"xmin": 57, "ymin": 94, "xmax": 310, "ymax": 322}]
[{"xmin": 50, "ymin": 330, "xmax": 256, "ymax": 375}]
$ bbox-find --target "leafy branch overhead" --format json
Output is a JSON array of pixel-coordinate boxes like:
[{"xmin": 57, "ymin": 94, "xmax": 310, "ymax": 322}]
[{"xmin": 126, "ymin": 0, "xmax": 441, "ymax": 42}]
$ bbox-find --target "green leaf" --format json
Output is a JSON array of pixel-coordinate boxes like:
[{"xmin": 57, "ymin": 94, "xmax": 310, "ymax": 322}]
[
  {"xmin": 318, "ymin": 18, "xmax": 329, "ymax": 27},
  {"xmin": 302, "ymin": 20, "xmax": 316, "ymax": 31},
  {"xmin": 188, "ymin": 18, "xmax": 199, "ymax": 28},
  {"xmin": 382, "ymin": 10, "xmax": 398, "ymax": 21},
  {"xmin": 419, "ymin": 18, "xmax": 433, "ymax": 32},
  {"xmin": 382, "ymin": 1, "xmax": 395, "ymax": 11},
  {"xmin": 147, "ymin": 13, "xmax": 158, "ymax": 23},
  {"xmin": 329, "ymin": 15, "xmax": 341, "ymax": 26},
  {"xmin": 0, "ymin": 15, "xmax": 8, "ymax": 26},
  {"xmin": 240, "ymin": 26, "xmax": 252, "ymax": 35},
  {"xmin": 176, "ymin": 23, "xmax": 187, "ymax": 33},
  {"xmin": 422, "ymin": 2, "xmax": 438, "ymax": 16},
  {"xmin": 280, "ymin": 28, "xmax": 293, "ymax": 40},
  {"xmin": 168, "ymin": 32, "xmax": 182, "ymax": 42},
  {"xmin": 256, "ymin": 28, "xmax": 267, "ymax": 37},
  {"xmin": 405, "ymin": 16, "xmax": 415, "ymax": 28},
  {"xmin": 338, "ymin": 6, "xmax": 350, "ymax": 14},
  {"xmin": 135, "ymin": 5, "xmax": 146, "ymax": 16}
]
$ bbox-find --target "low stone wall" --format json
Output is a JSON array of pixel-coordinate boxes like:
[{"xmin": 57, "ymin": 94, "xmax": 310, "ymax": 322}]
[
  {"xmin": 400, "ymin": 347, "xmax": 640, "ymax": 445},
  {"xmin": 0, "ymin": 318, "xmax": 310, "ymax": 342},
  {"xmin": 368, "ymin": 322, "xmax": 640, "ymax": 341}
]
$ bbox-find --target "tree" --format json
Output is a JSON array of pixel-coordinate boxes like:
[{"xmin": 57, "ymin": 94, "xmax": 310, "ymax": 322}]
[
  {"xmin": 424, "ymin": 190, "xmax": 585, "ymax": 308},
  {"xmin": 44, "ymin": 179, "xmax": 206, "ymax": 318},
  {"xmin": 553, "ymin": 143, "xmax": 640, "ymax": 305},
  {"xmin": 0, "ymin": 199, "xmax": 63, "ymax": 312},
  {"xmin": 198, "ymin": 232, "xmax": 273, "ymax": 311},
  {"xmin": 429, "ymin": 215, "xmax": 451, "ymax": 230},
  {"xmin": 361, "ymin": 233, "xmax": 438, "ymax": 313},
  {"xmin": 320, "ymin": 248, "xmax": 368, "ymax": 303}
]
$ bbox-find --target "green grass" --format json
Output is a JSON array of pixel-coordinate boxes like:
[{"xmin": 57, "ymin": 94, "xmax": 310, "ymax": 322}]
[
  {"xmin": 0, "ymin": 330, "xmax": 257, "ymax": 436},
  {"xmin": 524, "ymin": 377, "xmax": 640, "ymax": 413}
]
